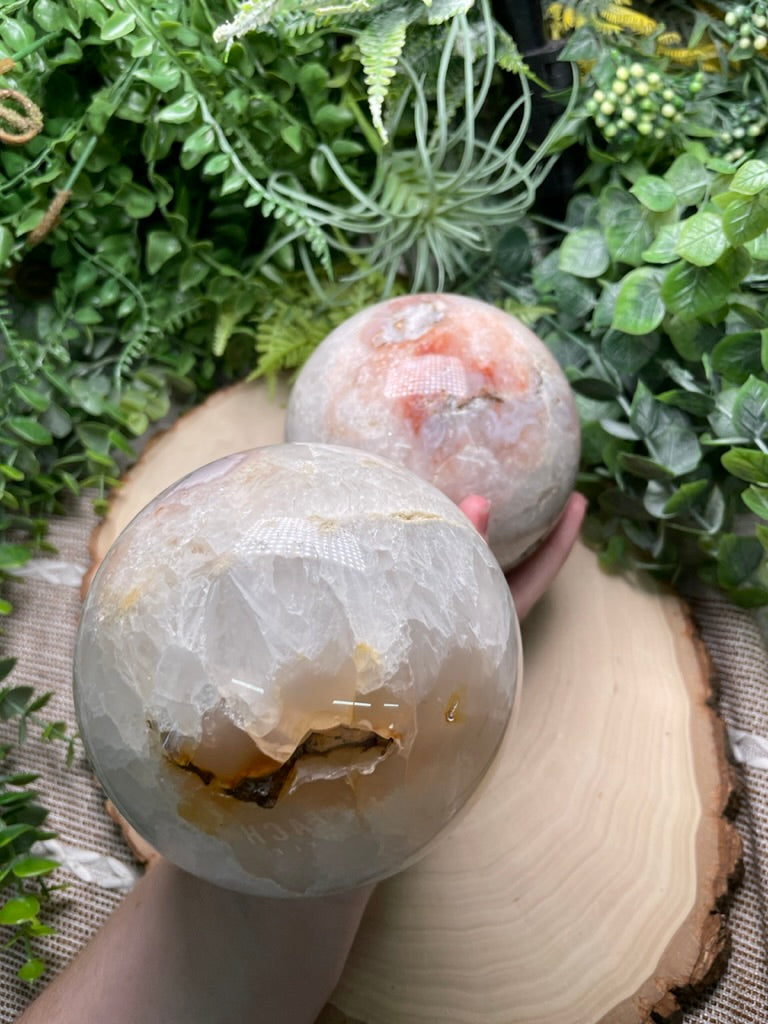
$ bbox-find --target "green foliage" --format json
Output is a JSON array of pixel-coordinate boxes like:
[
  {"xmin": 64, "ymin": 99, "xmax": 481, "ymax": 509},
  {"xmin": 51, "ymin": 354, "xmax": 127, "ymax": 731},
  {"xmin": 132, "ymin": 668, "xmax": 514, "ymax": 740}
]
[
  {"xmin": 213, "ymin": 0, "xmax": 481, "ymax": 142},
  {"xmin": 250, "ymin": 270, "xmax": 407, "ymax": 384},
  {"xmin": 557, "ymin": 2, "xmax": 768, "ymax": 175},
  {"xmin": 267, "ymin": 0, "xmax": 574, "ymax": 292},
  {"xmin": 497, "ymin": 152, "xmax": 768, "ymax": 605},
  {"xmin": 0, "ymin": 659, "xmax": 78, "ymax": 983}
]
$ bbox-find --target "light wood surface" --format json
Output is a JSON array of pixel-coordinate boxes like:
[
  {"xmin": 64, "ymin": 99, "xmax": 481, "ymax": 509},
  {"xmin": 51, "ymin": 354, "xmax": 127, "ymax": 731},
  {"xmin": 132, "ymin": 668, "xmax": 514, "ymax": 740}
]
[{"xmin": 90, "ymin": 380, "xmax": 741, "ymax": 1024}]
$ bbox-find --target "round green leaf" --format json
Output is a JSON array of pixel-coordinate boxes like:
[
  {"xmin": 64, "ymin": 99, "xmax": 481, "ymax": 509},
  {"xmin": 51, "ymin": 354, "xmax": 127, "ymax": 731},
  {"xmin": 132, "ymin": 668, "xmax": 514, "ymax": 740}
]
[
  {"xmin": 612, "ymin": 268, "xmax": 665, "ymax": 335},
  {"xmin": 0, "ymin": 544, "xmax": 32, "ymax": 570},
  {"xmin": 661, "ymin": 261, "xmax": 730, "ymax": 320},
  {"xmin": 722, "ymin": 447, "xmax": 768, "ymax": 484},
  {"xmin": 741, "ymin": 485, "xmax": 768, "ymax": 519},
  {"xmin": 717, "ymin": 534, "xmax": 764, "ymax": 587},
  {"xmin": 0, "ymin": 894, "xmax": 40, "ymax": 925},
  {"xmin": 663, "ymin": 153, "xmax": 711, "ymax": 208},
  {"xmin": 712, "ymin": 332, "xmax": 763, "ymax": 381},
  {"xmin": 630, "ymin": 175, "xmax": 677, "ymax": 213},
  {"xmin": 145, "ymin": 231, "xmax": 182, "ymax": 275},
  {"xmin": 12, "ymin": 856, "xmax": 59, "ymax": 879},
  {"xmin": 730, "ymin": 159, "xmax": 768, "ymax": 196},
  {"xmin": 32, "ymin": 0, "xmax": 80, "ymax": 33},
  {"xmin": 642, "ymin": 223, "xmax": 683, "ymax": 265},
  {"xmin": 648, "ymin": 425, "xmax": 702, "ymax": 476},
  {"xmin": 722, "ymin": 193, "xmax": 768, "ymax": 246},
  {"xmin": 558, "ymin": 228, "xmax": 610, "ymax": 279},
  {"xmin": 18, "ymin": 957, "xmax": 46, "ymax": 983},
  {"xmin": 599, "ymin": 188, "xmax": 655, "ymax": 266},
  {"xmin": 662, "ymin": 478, "xmax": 709, "ymax": 515},
  {"xmin": 676, "ymin": 212, "xmax": 728, "ymax": 267},
  {"xmin": 100, "ymin": 11, "xmax": 137, "ymax": 41},
  {"xmin": 156, "ymin": 94, "xmax": 199, "ymax": 125}
]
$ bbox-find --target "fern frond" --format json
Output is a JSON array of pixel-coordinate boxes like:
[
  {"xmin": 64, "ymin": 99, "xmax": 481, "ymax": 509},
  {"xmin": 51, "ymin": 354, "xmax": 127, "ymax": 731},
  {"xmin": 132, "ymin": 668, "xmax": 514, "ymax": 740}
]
[
  {"xmin": 272, "ymin": 7, "xmax": 334, "ymax": 33},
  {"xmin": 358, "ymin": 13, "xmax": 408, "ymax": 142},
  {"xmin": 313, "ymin": 0, "xmax": 373, "ymax": 16},
  {"xmin": 251, "ymin": 271, "xmax": 406, "ymax": 384},
  {"xmin": 195, "ymin": 91, "xmax": 332, "ymax": 271},
  {"xmin": 426, "ymin": 0, "xmax": 475, "ymax": 26},
  {"xmin": 493, "ymin": 23, "xmax": 529, "ymax": 74},
  {"xmin": 213, "ymin": 0, "xmax": 285, "ymax": 44}
]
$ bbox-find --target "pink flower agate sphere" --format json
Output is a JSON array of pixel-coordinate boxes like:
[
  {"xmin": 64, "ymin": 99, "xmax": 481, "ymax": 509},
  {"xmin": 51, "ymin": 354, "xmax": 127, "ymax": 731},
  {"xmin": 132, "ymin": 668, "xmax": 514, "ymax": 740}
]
[
  {"xmin": 74, "ymin": 444, "xmax": 520, "ymax": 897},
  {"xmin": 285, "ymin": 294, "xmax": 581, "ymax": 569}
]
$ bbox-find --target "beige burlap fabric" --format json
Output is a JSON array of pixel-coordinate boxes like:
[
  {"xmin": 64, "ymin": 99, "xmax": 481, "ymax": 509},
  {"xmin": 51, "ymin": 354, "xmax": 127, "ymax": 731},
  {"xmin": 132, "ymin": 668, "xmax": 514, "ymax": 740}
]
[{"xmin": 1, "ymin": 498, "xmax": 767, "ymax": 1022}]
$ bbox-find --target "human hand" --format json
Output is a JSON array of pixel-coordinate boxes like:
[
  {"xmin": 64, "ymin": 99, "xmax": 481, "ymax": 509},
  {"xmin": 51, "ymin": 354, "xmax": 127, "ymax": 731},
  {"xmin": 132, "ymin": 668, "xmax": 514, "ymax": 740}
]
[{"xmin": 458, "ymin": 492, "xmax": 588, "ymax": 620}]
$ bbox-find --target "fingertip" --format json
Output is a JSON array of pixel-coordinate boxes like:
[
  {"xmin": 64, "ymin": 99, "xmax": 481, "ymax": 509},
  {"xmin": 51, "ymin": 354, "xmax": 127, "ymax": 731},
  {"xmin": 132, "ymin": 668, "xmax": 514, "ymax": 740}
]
[{"xmin": 458, "ymin": 495, "xmax": 491, "ymax": 539}]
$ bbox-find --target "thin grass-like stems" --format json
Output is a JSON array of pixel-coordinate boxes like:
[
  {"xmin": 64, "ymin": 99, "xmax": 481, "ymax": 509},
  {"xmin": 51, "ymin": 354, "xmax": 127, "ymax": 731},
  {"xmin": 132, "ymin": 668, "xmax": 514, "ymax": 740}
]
[
  {"xmin": 397, "ymin": 62, "xmax": 434, "ymax": 193},
  {"xmin": 455, "ymin": 14, "xmax": 478, "ymax": 180},
  {"xmin": 433, "ymin": 13, "xmax": 461, "ymax": 166},
  {"xmin": 471, "ymin": 0, "xmax": 498, "ymax": 125},
  {"xmin": 315, "ymin": 145, "xmax": 392, "ymax": 215}
]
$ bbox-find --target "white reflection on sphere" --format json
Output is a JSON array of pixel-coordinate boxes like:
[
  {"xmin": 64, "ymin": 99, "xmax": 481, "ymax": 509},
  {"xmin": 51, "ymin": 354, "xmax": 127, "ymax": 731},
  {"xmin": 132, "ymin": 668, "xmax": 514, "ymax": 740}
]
[{"xmin": 74, "ymin": 443, "xmax": 520, "ymax": 896}]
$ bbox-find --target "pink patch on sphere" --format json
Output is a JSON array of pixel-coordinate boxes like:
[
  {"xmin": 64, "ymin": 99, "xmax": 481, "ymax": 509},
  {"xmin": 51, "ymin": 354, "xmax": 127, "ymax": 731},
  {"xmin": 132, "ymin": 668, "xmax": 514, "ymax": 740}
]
[{"xmin": 285, "ymin": 293, "xmax": 581, "ymax": 569}]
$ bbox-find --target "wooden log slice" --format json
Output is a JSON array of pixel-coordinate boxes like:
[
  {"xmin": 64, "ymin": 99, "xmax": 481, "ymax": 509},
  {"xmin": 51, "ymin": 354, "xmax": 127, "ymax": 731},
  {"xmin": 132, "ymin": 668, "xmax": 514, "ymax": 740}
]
[{"xmin": 89, "ymin": 380, "xmax": 741, "ymax": 1024}]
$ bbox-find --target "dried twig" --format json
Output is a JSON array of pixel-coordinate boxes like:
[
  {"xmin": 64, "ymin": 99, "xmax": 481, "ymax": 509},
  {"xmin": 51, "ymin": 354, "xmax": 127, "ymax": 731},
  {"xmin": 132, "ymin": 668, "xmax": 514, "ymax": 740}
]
[{"xmin": 0, "ymin": 88, "xmax": 43, "ymax": 145}]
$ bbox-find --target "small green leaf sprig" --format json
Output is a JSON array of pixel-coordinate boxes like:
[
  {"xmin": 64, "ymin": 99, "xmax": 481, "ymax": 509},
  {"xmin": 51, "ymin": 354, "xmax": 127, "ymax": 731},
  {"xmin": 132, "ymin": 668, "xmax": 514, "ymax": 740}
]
[
  {"xmin": 0, "ymin": 658, "xmax": 78, "ymax": 983},
  {"xmin": 500, "ymin": 151, "xmax": 768, "ymax": 604}
]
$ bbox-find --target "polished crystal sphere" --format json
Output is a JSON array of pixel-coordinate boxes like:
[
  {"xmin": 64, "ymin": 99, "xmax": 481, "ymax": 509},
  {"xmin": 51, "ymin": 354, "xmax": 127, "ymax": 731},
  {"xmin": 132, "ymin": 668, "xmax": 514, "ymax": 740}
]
[
  {"xmin": 74, "ymin": 444, "xmax": 520, "ymax": 896},
  {"xmin": 285, "ymin": 294, "xmax": 581, "ymax": 569}
]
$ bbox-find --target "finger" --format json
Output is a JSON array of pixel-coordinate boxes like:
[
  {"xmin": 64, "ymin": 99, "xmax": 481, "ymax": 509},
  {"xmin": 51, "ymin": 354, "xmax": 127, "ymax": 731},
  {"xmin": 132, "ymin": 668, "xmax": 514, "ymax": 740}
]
[
  {"xmin": 458, "ymin": 495, "xmax": 491, "ymax": 541},
  {"xmin": 506, "ymin": 492, "xmax": 587, "ymax": 621}
]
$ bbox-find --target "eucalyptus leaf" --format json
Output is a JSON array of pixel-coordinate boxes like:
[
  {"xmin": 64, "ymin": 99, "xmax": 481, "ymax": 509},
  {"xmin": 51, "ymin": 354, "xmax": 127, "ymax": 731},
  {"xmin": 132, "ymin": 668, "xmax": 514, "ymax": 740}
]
[
  {"xmin": 742, "ymin": 485, "xmax": 768, "ymax": 519},
  {"xmin": 675, "ymin": 212, "xmax": 728, "ymax": 267},
  {"xmin": 617, "ymin": 452, "xmax": 675, "ymax": 481},
  {"xmin": 730, "ymin": 159, "xmax": 768, "ymax": 196},
  {"xmin": 717, "ymin": 533, "xmax": 764, "ymax": 587},
  {"xmin": 662, "ymin": 478, "xmax": 709, "ymax": 515},
  {"xmin": 558, "ymin": 228, "xmax": 610, "ymax": 279},
  {"xmin": 630, "ymin": 175, "xmax": 677, "ymax": 213},
  {"xmin": 660, "ymin": 261, "xmax": 730, "ymax": 320},
  {"xmin": 663, "ymin": 153, "xmax": 710, "ymax": 209},
  {"xmin": 611, "ymin": 268, "xmax": 665, "ymax": 335},
  {"xmin": 602, "ymin": 329, "xmax": 660, "ymax": 374},
  {"xmin": 642, "ymin": 223, "xmax": 683, "ymax": 265},
  {"xmin": 711, "ymin": 332, "xmax": 764, "ymax": 382},
  {"xmin": 722, "ymin": 192, "xmax": 768, "ymax": 246},
  {"xmin": 732, "ymin": 375, "xmax": 768, "ymax": 439},
  {"xmin": 647, "ymin": 425, "xmax": 702, "ymax": 476},
  {"xmin": 721, "ymin": 446, "xmax": 768, "ymax": 483},
  {"xmin": 598, "ymin": 186, "xmax": 655, "ymax": 266}
]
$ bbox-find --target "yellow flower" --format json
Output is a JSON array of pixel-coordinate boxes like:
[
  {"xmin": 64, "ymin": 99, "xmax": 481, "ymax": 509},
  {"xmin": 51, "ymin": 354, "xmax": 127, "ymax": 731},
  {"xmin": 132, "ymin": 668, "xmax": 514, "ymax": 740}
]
[{"xmin": 597, "ymin": 3, "xmax": 659, "ymax": 36}]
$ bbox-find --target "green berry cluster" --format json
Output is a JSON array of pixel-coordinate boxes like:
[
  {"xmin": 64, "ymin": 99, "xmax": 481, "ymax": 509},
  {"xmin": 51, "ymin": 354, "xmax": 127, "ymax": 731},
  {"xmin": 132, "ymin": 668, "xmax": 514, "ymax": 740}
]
[
  {"xmin": 584, "ymin": 59, "xmax": 701, "ymax": 148},
  {"xmin": 723, "ymin": 3, "xmax": 768, "ymax": 56},
  {"xmin": 709, "ymin": 97, "xmax": 768, "ymax": 161}
]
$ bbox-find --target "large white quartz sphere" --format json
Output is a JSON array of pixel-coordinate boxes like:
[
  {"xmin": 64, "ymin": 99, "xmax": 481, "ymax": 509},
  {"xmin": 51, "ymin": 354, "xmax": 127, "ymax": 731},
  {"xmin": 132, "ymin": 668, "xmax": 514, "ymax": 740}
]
[
  {"xmin": 74, "ymin": 444, "xmax": 520, "ymax": 897},
  {"xmin": 285, "ymin": 293, "xmax": 581, "ymax": 569}
]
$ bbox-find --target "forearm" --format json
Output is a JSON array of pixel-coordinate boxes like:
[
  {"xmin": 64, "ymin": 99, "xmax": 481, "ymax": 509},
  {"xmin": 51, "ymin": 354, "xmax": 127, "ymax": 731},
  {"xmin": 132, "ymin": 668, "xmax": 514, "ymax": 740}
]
[{"xmin": 19, "ymin": 860, "xmax": 372, "ymax": 1024}]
